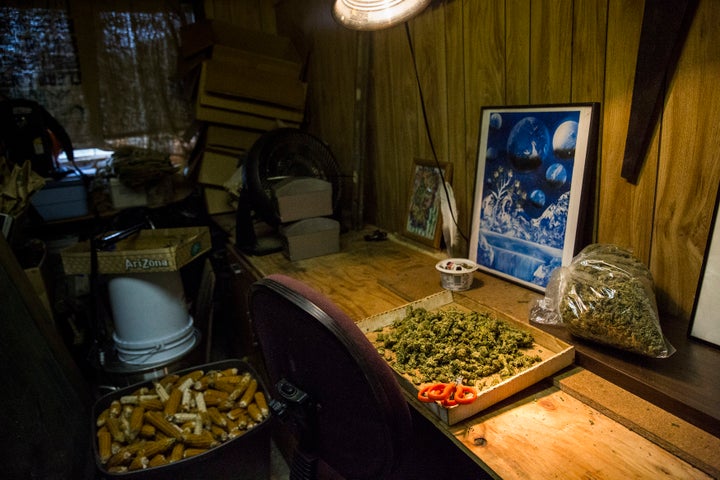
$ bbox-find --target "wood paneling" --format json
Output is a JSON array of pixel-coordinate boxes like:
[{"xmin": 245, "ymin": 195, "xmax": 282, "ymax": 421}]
[
  {"xmin": 650, "ymin": 0, "xmax": 720, "ymax": 318},
  {"xmin": 272, "ymin": 0, "xmax": 720, "ymax": 325},
  {"xmin": 529, "ymin": 0, "xmax": 573, "ymax": 103}
]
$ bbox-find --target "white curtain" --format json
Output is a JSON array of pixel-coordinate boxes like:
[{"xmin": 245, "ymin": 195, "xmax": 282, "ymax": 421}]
[{"xmin": 0, "ymin": 0, "xmax": 195, "ymax": 160}]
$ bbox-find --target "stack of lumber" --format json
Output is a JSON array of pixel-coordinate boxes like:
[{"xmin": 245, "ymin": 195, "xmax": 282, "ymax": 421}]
[{"xmin": 179, "ymin": 19, "xmax": 306, "ymax": 214}]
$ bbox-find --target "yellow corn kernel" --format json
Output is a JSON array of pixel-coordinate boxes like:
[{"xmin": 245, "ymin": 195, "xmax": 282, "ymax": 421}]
[{"xmin": 139, "ymin": 424, "xmax": 156, "ymax": 438}]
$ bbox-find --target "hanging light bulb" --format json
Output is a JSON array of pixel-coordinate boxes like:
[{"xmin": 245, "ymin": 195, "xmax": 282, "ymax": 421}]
[{"xmin": 332, "ymin": 0, "xmax": 432, "ymax": 31}]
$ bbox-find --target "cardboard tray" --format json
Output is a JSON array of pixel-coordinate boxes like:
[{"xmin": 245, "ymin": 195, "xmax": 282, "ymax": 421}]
[
  {"xmin": 357, "ymin": 290, "xmax": 574, "ymax": 425},
  {"xmin": 61, "ymin": 227, "xmax": 211, "ymax": 275}
]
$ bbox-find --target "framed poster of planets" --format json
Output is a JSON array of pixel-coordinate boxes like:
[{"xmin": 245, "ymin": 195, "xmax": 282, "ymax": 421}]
[{"xmin": 469, "ymin": 103, "xmax": 600, "ymax": 292}]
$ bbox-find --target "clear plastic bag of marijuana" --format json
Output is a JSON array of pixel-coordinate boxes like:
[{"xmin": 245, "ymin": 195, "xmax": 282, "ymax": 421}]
[{"xmin": 530, "ymin": 243, "xmax": 675, "ymax": 358}]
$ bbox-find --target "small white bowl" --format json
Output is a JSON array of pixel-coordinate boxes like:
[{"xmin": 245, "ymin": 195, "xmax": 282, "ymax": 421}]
[{"xmin": 435, "ymin": 258, "xmax": 478, "ymax": 291}]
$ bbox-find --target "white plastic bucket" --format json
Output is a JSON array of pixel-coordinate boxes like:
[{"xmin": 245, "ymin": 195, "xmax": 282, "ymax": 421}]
[{"xmin": 107, "ymin": 272, "xmax": 197, "ymax": 365}]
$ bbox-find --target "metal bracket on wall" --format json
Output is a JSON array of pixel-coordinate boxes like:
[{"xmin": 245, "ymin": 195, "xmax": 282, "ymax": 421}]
[{"xmin": 621, "ymin": 0, "xmax": 699, "ymax": 184}]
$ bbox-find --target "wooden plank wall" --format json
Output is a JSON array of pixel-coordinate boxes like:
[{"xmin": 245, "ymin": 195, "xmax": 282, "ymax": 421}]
[{"xmin": 229, "ymin": 0, "xmax": 720, "ymax": 326}]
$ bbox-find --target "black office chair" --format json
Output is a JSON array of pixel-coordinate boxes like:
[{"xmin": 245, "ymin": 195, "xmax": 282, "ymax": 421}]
[{"xmin": 249, "ymin": 274, "xmax": 414, "ymax": 479}]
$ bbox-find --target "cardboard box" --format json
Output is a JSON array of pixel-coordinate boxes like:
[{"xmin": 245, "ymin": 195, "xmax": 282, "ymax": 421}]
[
  {"xmin": 198, "ymin": 149, "xmax": 240, "ymax": 187},
  {"xmin": 61, "ymin": 227, "xmax": 211, "ymax": 275},
  {"xmin": 180, "ymin": 19, "xmax": 302, "ymax": 73},
  {"xmin": 195, "ymin": 98, "xmax": 299, "ymax": 131},
  {"xmin": 203, "ymin": 185, "xmax": 235, "ymax": 214},
  {"xmin": 273, "ymin": 177, "xmax": 333, "ymax": 223},
  {"xmin": 109, "ymin": 178, "xmax": 148, "ymax": 209},
  {"xmin": 197, "ymin": 62, "xmax": 304, "ymax": 123},
  {"xmin": 206, "ymin": 124, "xmax": 262, "ymax": 151},
  {"xmin": 202, "ymin": 59, "xmax": 307, "ymax": 111},
  {"xmin": 280, "ymin": 217, "xmax": 340, "ymax": 261},
  {"xmin": 357, "ymin": 291, "xmax": 575, "ymax": 425},
  {"xmin": 30, "ymin": 174, "xmax": 88, "ymax": 221}
]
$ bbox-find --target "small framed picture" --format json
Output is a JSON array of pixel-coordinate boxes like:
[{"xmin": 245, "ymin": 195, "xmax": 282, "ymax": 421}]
[
  {"xmin": 469, "ymin": 103, "xmax": 600, "ymax": 292},
  {"xmin": 403, "ymin": 158, "xmax": 453, "ymax": 249},
  {"xmin": 689, "ymin": 191, "xmax": 720, "ymax": 348}
]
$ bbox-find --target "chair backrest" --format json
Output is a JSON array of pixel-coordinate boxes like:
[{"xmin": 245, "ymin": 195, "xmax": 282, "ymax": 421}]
[{"xmin": 249, "ymin": 274, "xmax": 413, "ymax": 479}]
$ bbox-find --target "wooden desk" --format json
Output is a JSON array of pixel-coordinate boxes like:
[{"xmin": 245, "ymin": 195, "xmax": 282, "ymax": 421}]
[{"xmin": 227, "ymin": 228, "xmax": 720, "ymax": 479}]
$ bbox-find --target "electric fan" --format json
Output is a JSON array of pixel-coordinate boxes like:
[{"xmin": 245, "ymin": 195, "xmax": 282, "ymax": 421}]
[{"xmin": 236, "ymin": 128, "xmax": 342, "ymax": 255}]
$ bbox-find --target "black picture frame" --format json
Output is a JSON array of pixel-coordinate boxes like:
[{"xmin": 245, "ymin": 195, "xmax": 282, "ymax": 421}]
[{"xmin": 469, "ymin": 103, "xmax": 599, "ymax": 292}]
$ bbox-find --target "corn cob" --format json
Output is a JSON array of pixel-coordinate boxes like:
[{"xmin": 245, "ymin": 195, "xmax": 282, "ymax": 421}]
[
  {"xmin": 139, "ymin": 437, "xmax": 175, "ymax": 458},
  {"xmin": 144, "ymin": 411, "xmax": 183, "ymax": 440},
  {"xmin": 148, "ymin": 454, "xmax": 168, "ymax": 468},
  {"xmin": 238, "ymin": 379, "xmax": 257, "ymax": 408},
  {"xmin": 106, "ymin": 416, "xmax": 125, "ymax": 443},
  {"xmin": 97, "ymin": 429, "xmax": 112, "ymax": 464},
  {"xmin": 247, "ymin": 403, "xmax": 264, "ymax": 423},
  {"xmin": 181, "ymin": 431, "xmax": 218, "ymax": 449},
  {"xmin": 183, "ymin": 448, "xmax": 209, "ymax": 458},
  {"xmin": 254, "ymin": 391, "xmax": 269, "ymax": 417},
  {"xmin": 139, "ymin": 397, "xmax": 164, "ymax": 411},
  {"xmin": 128, "ymin": 454, "xmax": 148, "ymax": 471},
  {"xmin": 168, "ymin": 443, "xmax": 184, "ymax": 463},
  {"xmin": 164, "ymin": 387, "xmax": 182, "ymax": 417}
]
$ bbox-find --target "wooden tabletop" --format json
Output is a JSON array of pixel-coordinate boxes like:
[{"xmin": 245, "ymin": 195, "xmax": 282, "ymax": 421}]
[{"xmin": 237, "ymin": 227, "xmax": 719, "ymax": 479}]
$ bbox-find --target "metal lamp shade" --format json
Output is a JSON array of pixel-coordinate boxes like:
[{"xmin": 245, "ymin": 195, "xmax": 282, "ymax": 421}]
[{"xmin": 332, "ymin": 0, "xmax": 432, "ymax": 30}]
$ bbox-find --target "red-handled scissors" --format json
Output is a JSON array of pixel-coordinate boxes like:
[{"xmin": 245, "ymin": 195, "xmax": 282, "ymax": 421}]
[{"xmin": 417, "ymin": 378, "xmax": 477, "ymax": 407}]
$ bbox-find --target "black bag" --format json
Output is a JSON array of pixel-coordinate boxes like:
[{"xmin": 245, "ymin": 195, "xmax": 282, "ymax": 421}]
[{"xmin": 0, "ymin": 98, "xmax": 75, "ymax": 179}]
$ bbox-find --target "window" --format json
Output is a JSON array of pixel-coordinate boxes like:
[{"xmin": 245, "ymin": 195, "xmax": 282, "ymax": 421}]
[{"xmin": 0, "ymin": 0, "xmax": 195, "ymax": 163}]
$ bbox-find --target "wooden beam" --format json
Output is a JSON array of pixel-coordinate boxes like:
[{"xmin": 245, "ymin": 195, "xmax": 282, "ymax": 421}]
[{"xmin": 621, "ymin": 0, "xmax": 699, "ymax": 184}]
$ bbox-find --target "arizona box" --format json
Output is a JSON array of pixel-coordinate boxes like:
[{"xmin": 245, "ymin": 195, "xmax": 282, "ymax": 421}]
[{"xmin": 61, "ymin": 227, "xmax": 211, "ymax": 275}]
